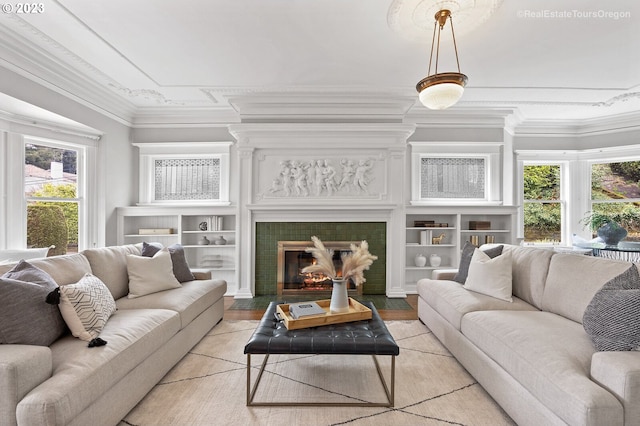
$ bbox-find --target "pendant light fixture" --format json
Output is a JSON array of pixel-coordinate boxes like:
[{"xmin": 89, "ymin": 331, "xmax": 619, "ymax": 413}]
[{"xmin": 416, "ymin": 9, "xmax": 468, "ymax": 110}]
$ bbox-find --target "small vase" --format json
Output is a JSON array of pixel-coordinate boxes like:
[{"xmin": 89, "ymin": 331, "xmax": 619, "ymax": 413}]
[
  {"xmin": 429, "ymin": 253, "xmax": 442, "ymax": 267},
  {"xmin": 414, "ymin": 253, "xmax": 427, "ymax": 267},
  {"xmin": 597, "ymin": 222, "xmax": 627, "ymax": 246},
  {"xmin": 198, "ymin": 236, "xmax": 210, "ymax": 245},
  {"xmin": 330, "ymin": 279, "xmax": 350, "ymax": 314},
  {"xmin": 214, "ymin": 235, "xmax": 227, "ymax": 245}
]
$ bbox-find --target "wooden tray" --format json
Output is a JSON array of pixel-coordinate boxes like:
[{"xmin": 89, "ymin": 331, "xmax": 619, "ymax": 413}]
[{"xmin": 276, "ymin": 298, "xmax": 372, "ymax": 330}]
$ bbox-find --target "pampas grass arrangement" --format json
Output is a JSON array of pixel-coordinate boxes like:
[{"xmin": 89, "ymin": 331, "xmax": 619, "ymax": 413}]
[{"xmin": 301, "ymin": 236, "xmax": 377, "ymax": 286}]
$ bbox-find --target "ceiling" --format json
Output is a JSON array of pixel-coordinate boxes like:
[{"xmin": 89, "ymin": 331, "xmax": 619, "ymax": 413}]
[{"xmin": 0, "ymin": 0, "xmax": 639, "ymax": 127}]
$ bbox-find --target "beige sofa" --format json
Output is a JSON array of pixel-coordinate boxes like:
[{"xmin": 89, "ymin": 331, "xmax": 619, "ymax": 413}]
[
  {"xmin": 417, "ymin": 244, "xmax": 640, "ymax": 426},
  {"xmin": 0, "ymin": 244, "xmax": 226, "ymax": 426}
]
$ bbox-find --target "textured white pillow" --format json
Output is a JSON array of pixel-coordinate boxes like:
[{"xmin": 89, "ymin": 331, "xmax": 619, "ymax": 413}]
[
  {"xmin": 463, "ymin": 248, "xmax": 513, "ymax": 302},
  {"xmin": 59, "ymin": 273, "xmax": 117, "ymax": 341},
  {"xmin": 126, "ymin": 248, "xmax": 181, "ymax": 299}
]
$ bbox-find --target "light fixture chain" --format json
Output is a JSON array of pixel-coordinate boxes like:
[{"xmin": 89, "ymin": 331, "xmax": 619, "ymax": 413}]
[
  {"xmin": 427, "ymin": 20, "xmax": 437, "ymax": 76},
  {"xmin": 434, "ymin": 20, "xmax": 441, "ymax": 75},
  {"xmin": 449, "ymin": 15, "xmax": 462, "ymax": 73}
]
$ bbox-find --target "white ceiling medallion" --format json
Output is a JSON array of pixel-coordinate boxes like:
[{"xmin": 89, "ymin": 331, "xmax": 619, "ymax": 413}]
[{"xmin": 387, "ymin": 0, "xmax": 503, "ymax": 42}]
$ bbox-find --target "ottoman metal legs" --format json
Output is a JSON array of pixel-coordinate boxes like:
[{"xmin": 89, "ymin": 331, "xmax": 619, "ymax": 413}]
[{"xmin": 246, "ymin": 353, "xmax": 395, "ymax": 407}]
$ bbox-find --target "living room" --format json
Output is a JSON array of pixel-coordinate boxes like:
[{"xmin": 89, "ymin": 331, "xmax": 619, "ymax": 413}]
[{"xmin": 1, "ymin": 1, "xmax": 640, "ymax": 425}]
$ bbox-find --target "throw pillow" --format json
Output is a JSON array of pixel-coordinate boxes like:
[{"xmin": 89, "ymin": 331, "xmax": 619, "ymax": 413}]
[
  {"xmin": 141, "ymin": 241, "xmax": 163, "ymax": 257},
  {"xmin": 127, "ymin": 248, "xmax": 182, "ymax": 298},
  {"xmin": 167, "ymin": 244, "xmax": 195, "ymax": 283},
  {"xmin": 0, "ymin": 260, "xmax": 67, "ymax": 346},
  {"xmin": 453, "ymin": 242, "xmax": 504, "ymax": 284},
  {"xmin": 57, "ymin": 273, "xmax": 117, "ymax": 342},
  {"xmin": 583, "ymin": 266, "xmax": 640, "ymax": 351},
  {"xmin": 141, "ymin": 242, "xmax": 195, "ymax": 283},
  {"xmin": 463, "ymin": 248, "xmax": 513, "ymax": 302}
]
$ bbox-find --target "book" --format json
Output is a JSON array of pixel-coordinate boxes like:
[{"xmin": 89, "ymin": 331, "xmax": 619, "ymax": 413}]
[{"xmin": 289, "ymin": 301, "xmax": 327, "ymax": 319}]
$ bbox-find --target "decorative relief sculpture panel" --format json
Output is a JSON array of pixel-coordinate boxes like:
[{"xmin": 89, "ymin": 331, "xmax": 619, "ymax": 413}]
[{"xmin": 259, "ymin": 156, "xmax": 381, "ymax": 199}]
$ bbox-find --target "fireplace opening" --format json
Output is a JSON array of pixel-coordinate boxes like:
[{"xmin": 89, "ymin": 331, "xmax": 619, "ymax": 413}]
[{"xmin": 277, "ymin": 241, "xmax": 363, "ymax": 296}]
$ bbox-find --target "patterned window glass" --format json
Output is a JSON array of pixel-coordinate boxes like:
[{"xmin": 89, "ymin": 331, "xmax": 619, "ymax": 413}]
[
  {"xmin": 420, "ymin": 157, "xmax": 485, "ymax": 199},
  {"xmin": 154, "ymin": 158, "xmax": 220, "ymax": 201}
]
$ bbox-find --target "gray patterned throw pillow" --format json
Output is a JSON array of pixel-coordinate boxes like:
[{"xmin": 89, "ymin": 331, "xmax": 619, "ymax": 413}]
[{"xmin": 583, "ymin": 265, "xmax": 640, "ymax": 351}]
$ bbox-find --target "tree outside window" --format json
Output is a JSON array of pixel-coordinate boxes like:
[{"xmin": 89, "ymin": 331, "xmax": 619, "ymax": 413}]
[
  {"xmin": 523, "ymin": 164, "xmax": 562, "ymax": 244},
  {"xmin": 25, "ymin": 143, "xmax": 80, "ymax": 255},
  {"xmin": 589, "ymin": 161, "xmax": 640, "ymax": 242}
]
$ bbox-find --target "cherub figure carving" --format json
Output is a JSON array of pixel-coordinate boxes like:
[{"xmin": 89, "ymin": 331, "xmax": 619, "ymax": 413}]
[{"xmin": 354, "ymin": 159, "xmax": 373, "ymax": 193}]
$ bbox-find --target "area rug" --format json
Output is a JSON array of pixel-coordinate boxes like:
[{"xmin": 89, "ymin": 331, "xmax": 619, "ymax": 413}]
[
  {"xmin": 119, "ymin": 320, "xmax": 515, "ymax": 426},
  {"xmin": 228, "ymin": 295, "xmax": 412, "ymax": 311}
]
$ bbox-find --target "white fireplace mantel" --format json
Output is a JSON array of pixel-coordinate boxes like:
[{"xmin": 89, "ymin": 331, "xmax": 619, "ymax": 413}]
[{"xmin": 230, "ymin": 122, "xmax": 414, "ymax": 299}]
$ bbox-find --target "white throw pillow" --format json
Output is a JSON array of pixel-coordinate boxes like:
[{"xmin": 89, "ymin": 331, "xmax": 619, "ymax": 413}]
[
  {"xmin": 463, "ymin": 248, "xmax": 513, "ymax": 302},
  {"xmin": 126, "ymin": 248, "xmax": 181, "ymax": 299},
  {"xmin": 58, "ymin": 273, "xmax": 117, "ymax": 341}
]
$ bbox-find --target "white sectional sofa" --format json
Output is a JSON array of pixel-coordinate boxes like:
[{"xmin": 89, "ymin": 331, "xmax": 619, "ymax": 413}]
[
  {"xmin": 0, "ymin": 244, "xmax": 226, "ymax": 426},
  {"xmin": 417, "ymin": 244, "xmax": 640, "ymax": 426}
]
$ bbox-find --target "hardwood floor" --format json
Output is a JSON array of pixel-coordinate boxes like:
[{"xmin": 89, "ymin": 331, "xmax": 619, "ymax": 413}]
[{"xmin": 223, "ymin": 294, "xmax": 419, "ymax": 321}]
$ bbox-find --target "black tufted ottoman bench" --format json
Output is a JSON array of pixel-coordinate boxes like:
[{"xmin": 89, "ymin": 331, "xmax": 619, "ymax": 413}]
[{"xmin": 244, "ymin": 301, "xmax": 399, "ymax": 407}]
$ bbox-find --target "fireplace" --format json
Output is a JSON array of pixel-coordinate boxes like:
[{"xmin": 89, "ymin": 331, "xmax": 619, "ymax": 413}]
[{"xmin": 277, "ymin": 241, "xmax": 363, "ymax": 296}]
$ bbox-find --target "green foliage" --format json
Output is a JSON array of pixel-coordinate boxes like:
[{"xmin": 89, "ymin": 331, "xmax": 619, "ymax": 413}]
[
  {"xmin": 523, "ymin": 165, "xmax": 560, "ymax": 200},
  {"xmin": 27, "ymin": 205, "xmax": 68, "ymax": 256},
  {"xmin": 32, "ymin": 183, "xmax": 78, "ymax": 245},
  {"xmin": 609, "ymin": 161, "xmax": 640, "ymax": 182},
  {"xmin": 524, "ymin": 203, "xmax": 561, "ymax": 230},
  {"xmin": 591, "ymin": 163, "xmax": 607, "ymax": 191},
  {"xmin": 25, "ymin": 144, "xmax": 77, "ymax": 173},
  {"xmin": 582, "ymin": 204, "xmax": 640, "ymax": 233}
]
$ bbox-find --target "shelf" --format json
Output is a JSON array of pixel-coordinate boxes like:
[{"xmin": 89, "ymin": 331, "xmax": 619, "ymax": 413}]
[
  {"xmin": 182, "ymin": 230, "xmax": 235, "ymax": 234},
  {"xmin": 124, "ymin": 234, "xmax": 179, "ymax": 238},
  {"xmin": 117, "ymin": 206, "xmax": 239, "ymax": 292},
  {"xmin": 406, "ymin": 227, "xmax": 456, "ymax": 230},
  {"xmin": 460, "ymin": 229, "xmax": 510, "ymax": 233},
  {"xmin": 405, "ymin": 207, "xmax": 516, "ymax": 288},
  {"xmin": 182, "ymin": 244, "xmax": 235, "ymax": 248},
  {"xmin": 406, "ymin": 244, "xmax": 455, "ymax": 248},
  {"xmin": 406, "ymin": 265, "xmax": 453, "ymax": 270}
]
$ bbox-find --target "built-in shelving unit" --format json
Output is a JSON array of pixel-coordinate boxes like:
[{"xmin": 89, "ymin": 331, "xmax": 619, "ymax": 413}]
[
  {"xmin": 116, "ymin": 206, "xmax": 238, "ymax": 291},
  {"xmin": 404, "ymin": 206, "xmax": 517, "ymax": 287}
]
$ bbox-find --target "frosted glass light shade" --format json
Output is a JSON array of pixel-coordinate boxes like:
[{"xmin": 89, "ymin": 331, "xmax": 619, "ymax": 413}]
[{"xmin": 419, "ymin": 82, "xmax": 465, "ymax": 110}]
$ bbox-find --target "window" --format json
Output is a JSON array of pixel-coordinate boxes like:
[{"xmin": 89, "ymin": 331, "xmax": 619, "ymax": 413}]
[
  {"xmin": 420, "ymin": 157, "xmax": 486, "ymax": 200},
  {"xmin": 24, "ymin": 140, "xmax": 83, "ymax": 255},
  {"xmin": 589, "ymin": 160, "xmax": 640, "ymax": 242},
  {"xmin": 135, "ymin": 142, "xmax": 232, "ymax": 205},
  {"xmin": 154, "ymin": 157, "xmax": 221, "ymax": 201},
  {"xmin": 523, "ymin": 164, "xmax": 563, "ymax": 244}
]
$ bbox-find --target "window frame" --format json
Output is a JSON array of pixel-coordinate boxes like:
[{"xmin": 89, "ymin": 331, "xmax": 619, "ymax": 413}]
[
  {"xmin": 2, "ymin": 131, "xmax": 99, "ymax": 252},
  {"xmin": 521, "ymin": 161, "xmax": 567, "ymax": 246},
  {"xmin": 134, "ymin": 142, "xmax": 232, "ymax": 206},
  {"xmin": 587, "ymin": 156, "xmax": 640, "ymax": 237},
  {"xmin": 409, "ymin": 142, "xmax": 503, "ymax": 205},
  {"xmin": 24, "ymin": 137, "xmax": 85, "ymax": 252}
]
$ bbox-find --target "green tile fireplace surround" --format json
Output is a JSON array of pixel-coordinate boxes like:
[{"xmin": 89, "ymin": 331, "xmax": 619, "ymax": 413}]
[{"xmin": 255, "ymin": 222, "xmax": 387, "ymax": 296}]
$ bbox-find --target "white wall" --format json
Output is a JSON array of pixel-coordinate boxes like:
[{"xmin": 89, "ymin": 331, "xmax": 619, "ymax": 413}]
[{"xmin": 0, "ymin": 67, "xmax": 134, "ymax": 246}]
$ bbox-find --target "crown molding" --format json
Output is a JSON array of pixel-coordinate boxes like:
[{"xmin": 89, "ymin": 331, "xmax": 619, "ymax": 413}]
[
  {"xmin": 226, "ymin": 91, "xmax": 417, "ymax": 121},
  {"xmin": 404, "ymin": 107, "xmax": 517, "ymax": 128},
  {"xmin": 130, "ymin": 107, "xmax": 240, "ymax": 128},
  {"xmin": 228, "ymin": 122, "xmax": 416, "ymax": 149},
  {"xmin": 513, "ymin": 110, "xmax": 640, "ymax": 137},
  {"xmin": 0, "ymin": 110, "xmax": 102, "ymax": 142},
  {"xmin": 0, "ymin": 22, "xmax": 137, "ymax": 126}
]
